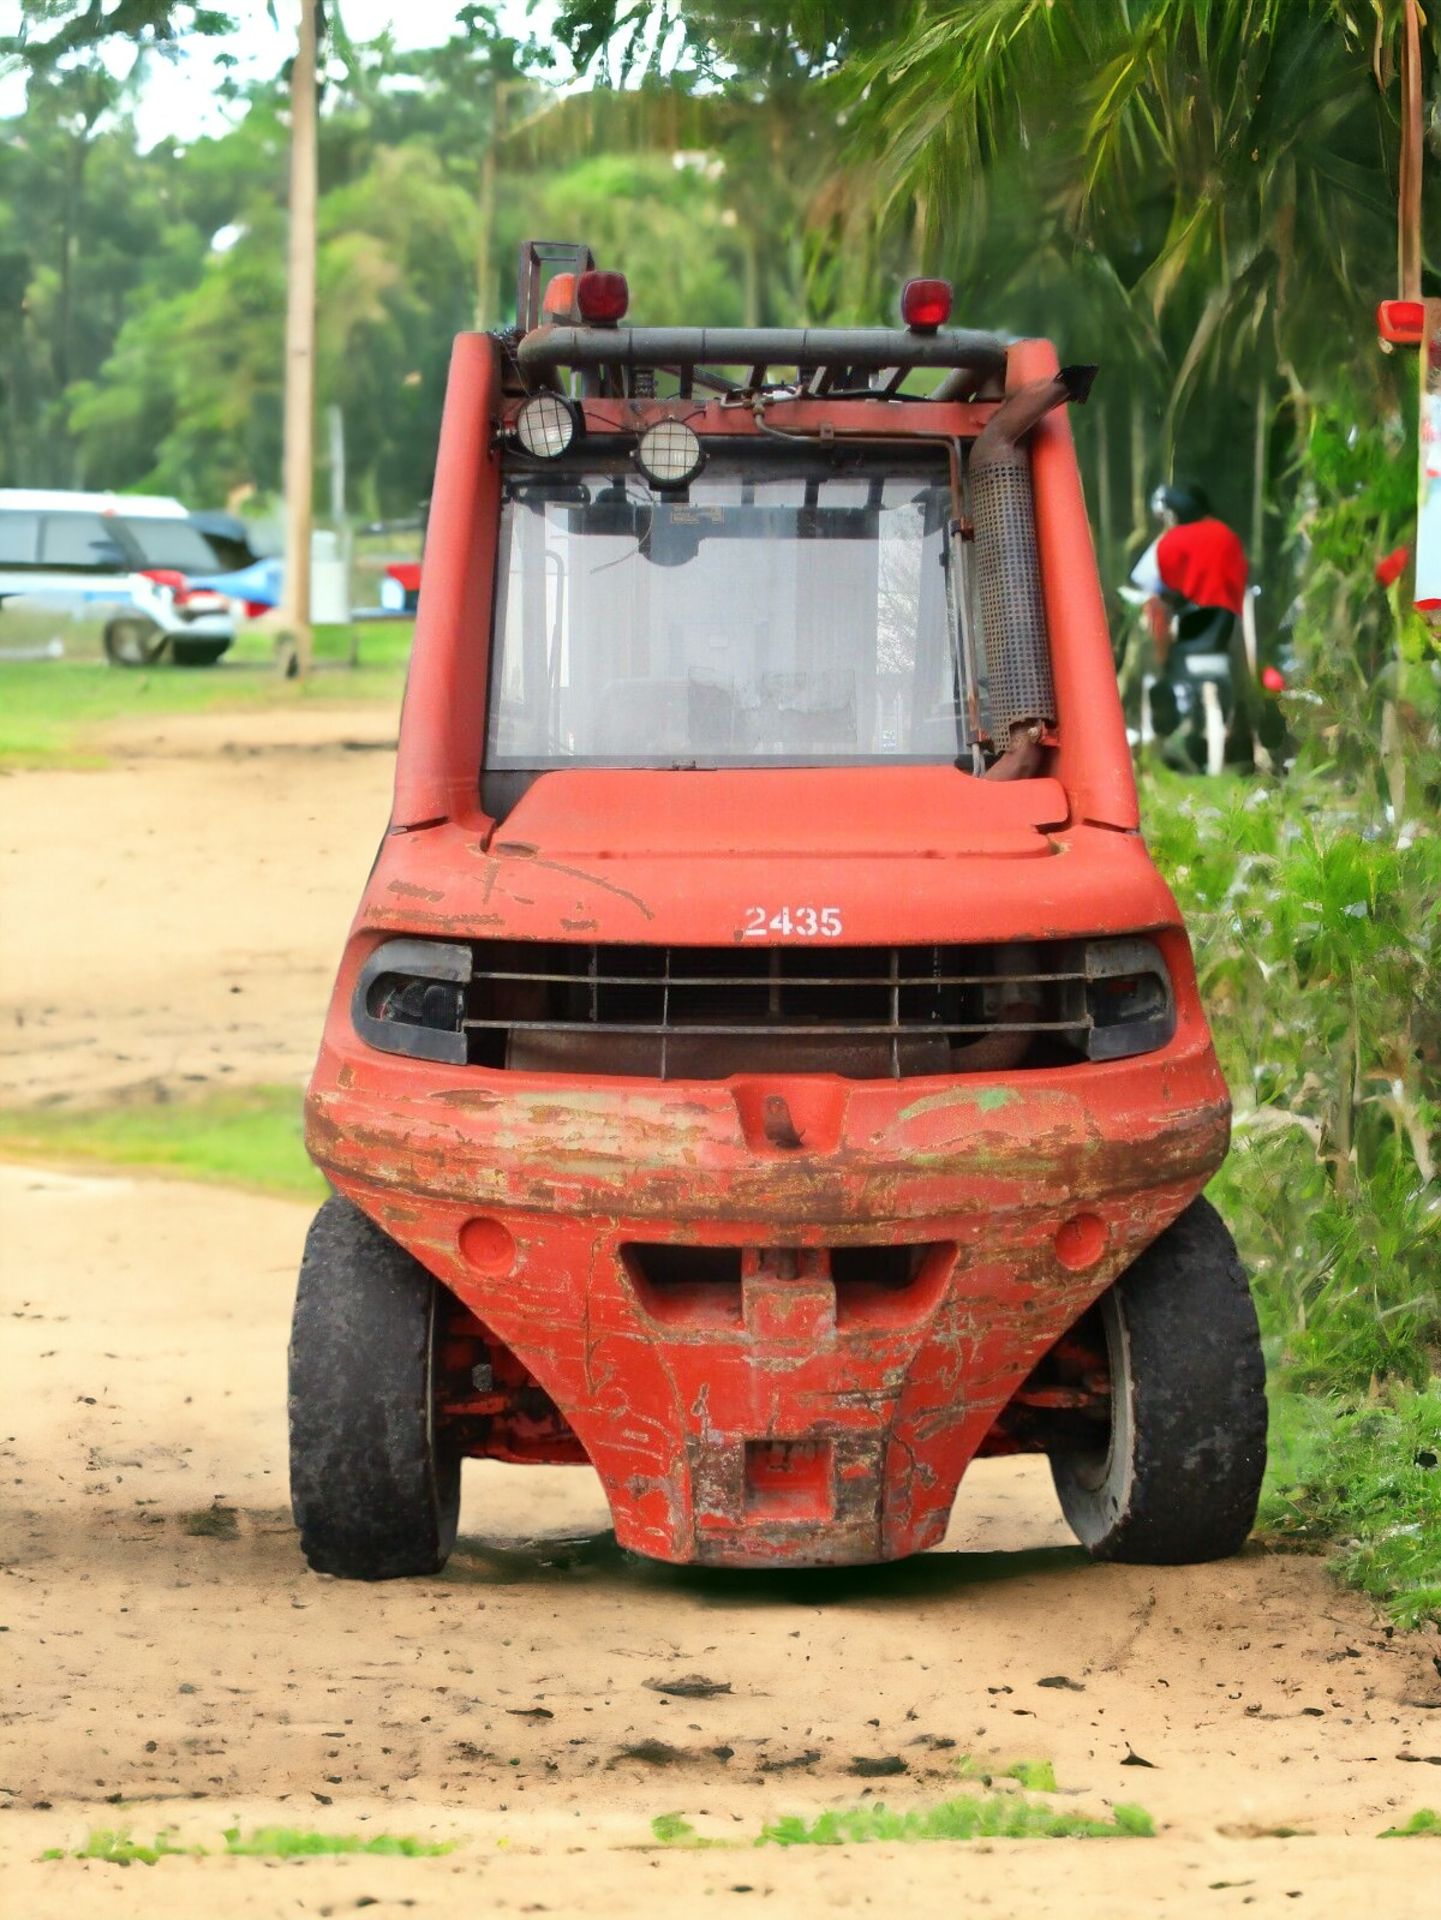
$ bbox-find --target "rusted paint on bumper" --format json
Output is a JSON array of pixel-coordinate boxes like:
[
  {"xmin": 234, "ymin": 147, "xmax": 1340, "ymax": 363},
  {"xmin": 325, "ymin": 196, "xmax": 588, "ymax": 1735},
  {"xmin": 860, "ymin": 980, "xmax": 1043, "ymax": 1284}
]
[{"xmin": 308, "ymin": 1035, "xmax": 1228, "ymax": 1568}]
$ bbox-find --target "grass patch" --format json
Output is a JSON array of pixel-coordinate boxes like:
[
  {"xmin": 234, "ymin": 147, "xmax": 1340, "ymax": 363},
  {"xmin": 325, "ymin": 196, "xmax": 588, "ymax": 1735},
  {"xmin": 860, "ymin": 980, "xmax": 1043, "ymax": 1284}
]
[
  {"xmin": 1142, "ymin": 767, "xmax": 1439, "ymax": 1626},
  {"xmin": 221, "ymin": 1826, "xmax": 454, "ymax": 1857},
  {"xmin": 955, "ymin": 1756, "xmax": 1059, "ymax": 1792},
  {"xmin": 650, "ymin": 1814, "xmax": 730, "ymax": 1849},
  {"xmin": 1000, "ymin": 1759, "xmax": 1058, "ymax": 1792},
  {"xmin": 42, "ymin": 1828, "xmax": 200, "ymax": 1866},
  {"xmin": 651, "ymin": 1765, "xmax": 1153, "ymax": 1850},
  {"xmin": 41, "ymin": 1824, "xmax": 456, "ymax": 1864},
  {"xmin": 0, "ymin": 1084, "xmax": 322, "ymax": 1196},
  {"xmin": 1261, "ymin": 1387, "xmax": 1441, "ymax": 1630},
  {"xmin": 754, "ymin": 1795, "xmax": 1154, "ymax": 1846},
  {"xmin": 0, "ymin": 637, "xmax": 405, "ymax": 768},
  {"xmin": 1380, "ymin": 1809, "xmax": 1441, "ymax": 1838}
]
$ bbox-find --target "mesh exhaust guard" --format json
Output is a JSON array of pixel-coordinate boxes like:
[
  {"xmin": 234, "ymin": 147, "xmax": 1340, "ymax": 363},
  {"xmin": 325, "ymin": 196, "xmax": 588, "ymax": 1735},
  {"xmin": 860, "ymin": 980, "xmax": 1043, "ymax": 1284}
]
[{"xmin": 970, "ymin": 365, "xmax": 1096, "ymax": 747}]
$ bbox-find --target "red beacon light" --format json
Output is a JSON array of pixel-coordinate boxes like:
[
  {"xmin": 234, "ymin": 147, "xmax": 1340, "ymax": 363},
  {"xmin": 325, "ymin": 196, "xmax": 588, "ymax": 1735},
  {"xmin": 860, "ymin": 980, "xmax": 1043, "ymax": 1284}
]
[
  {"xmin": 901, "ymin": 277, "xmax": 953, "ymax": 333},
  {"xmin": 540, "ymin": 272, "xmax": 577, "ymax": 320},
  {"xmin": 576, "ymin": 270, "xmax": 630, "ymax": 326}
]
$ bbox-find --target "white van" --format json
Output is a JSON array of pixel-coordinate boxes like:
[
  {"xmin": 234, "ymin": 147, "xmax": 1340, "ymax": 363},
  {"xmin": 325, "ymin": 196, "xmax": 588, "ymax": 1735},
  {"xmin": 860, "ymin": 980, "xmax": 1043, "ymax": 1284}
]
[{"xmin": 0, "ymin": 489, "xmax": 237, "ymax": 666}]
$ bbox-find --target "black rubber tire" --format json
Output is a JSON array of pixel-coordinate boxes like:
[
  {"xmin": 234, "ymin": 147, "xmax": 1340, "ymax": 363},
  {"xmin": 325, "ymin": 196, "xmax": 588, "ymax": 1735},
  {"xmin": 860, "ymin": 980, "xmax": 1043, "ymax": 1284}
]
[
  {"xmin": 288, "ymin": 1193, "xmax": 461, "ymax": 1579},
  {"xmin": 103, "ymin": 616, "xmax": 168, "ymax": 667},
  {"xmin": 171, "ymin": 635, "xmax": 231, "ymax": 667},
  {"xmin": 1048, "ymin": 1196, "xmax": 1267, "ymax": 1564}
]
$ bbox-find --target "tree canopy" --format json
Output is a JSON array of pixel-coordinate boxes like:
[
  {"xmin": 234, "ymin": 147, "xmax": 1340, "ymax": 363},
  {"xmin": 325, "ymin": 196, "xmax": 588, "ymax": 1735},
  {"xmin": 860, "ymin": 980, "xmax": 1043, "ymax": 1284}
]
[{"xmin": 1, "ymin": 0, "xmax": 1436, "ymax": 561}]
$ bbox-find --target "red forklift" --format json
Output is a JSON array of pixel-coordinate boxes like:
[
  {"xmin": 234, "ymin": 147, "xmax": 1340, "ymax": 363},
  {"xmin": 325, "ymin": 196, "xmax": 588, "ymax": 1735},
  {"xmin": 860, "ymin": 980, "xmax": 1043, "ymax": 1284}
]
[{"xmin": 288, "ymin": 242, "xmax": 1266, "ymax": 1578}]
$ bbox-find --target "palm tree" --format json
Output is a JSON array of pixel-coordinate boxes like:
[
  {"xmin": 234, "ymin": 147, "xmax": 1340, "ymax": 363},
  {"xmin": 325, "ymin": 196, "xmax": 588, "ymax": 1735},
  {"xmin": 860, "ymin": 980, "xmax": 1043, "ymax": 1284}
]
[
  {"xmin": 838, "ymin": 3, "xmax": 1433, "ymax": 546},
  {"xmin": 557, "ymin": 2, "xmax": 1434, "ymax": 577}
]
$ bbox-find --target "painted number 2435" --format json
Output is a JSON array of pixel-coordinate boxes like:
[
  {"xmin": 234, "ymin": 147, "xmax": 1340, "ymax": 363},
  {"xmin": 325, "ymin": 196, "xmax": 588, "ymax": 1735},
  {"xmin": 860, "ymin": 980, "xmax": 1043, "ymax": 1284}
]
[{"xmin": 742, "ymin": 906, "xmax": 843, "ymax": 938}]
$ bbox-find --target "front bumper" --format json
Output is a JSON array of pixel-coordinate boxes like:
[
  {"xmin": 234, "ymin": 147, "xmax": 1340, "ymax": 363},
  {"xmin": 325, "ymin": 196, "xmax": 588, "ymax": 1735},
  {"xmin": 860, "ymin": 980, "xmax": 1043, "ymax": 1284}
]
[{"xmin": 308, "ymin": 1036, "xmax": 1229, "ymax": 1567}]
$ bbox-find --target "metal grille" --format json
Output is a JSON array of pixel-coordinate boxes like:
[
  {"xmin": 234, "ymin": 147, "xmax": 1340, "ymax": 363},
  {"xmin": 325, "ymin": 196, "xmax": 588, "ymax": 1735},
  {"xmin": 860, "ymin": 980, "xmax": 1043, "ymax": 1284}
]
[
  {"xmin": 462, "ymin": 942, "xmax": 1090, "ymax": 1080},
  {"xmin": 969, "ymin": 458, "xmax": 1057, "ymax": 741}
]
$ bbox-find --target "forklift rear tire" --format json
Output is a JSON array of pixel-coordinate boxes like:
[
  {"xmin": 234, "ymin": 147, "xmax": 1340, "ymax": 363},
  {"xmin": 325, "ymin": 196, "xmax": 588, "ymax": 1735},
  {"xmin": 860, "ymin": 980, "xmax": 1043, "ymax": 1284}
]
[
  {"xmin": 1048, "ymin": 1197, "xmax": 1267, "ymax": 1564},
  {"xmin": 288, "ymin": 1193, "xmax": 461, "ymax": 1579}
]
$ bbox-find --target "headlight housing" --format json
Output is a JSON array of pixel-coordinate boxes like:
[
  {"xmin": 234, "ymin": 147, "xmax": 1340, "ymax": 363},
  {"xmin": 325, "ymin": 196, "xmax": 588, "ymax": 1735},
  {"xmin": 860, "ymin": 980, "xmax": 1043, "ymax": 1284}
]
[
  {"xmin": 1072, "ymin": 937, "xmax": 1175, "ymax": 1060},
  {"xmin": 352, "ymin": 939, "xmax": 470, "ymax": 1064}
]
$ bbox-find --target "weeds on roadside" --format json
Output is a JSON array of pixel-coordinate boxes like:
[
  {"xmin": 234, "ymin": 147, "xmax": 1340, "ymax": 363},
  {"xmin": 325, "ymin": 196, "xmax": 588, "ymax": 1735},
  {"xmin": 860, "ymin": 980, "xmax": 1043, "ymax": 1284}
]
[
  {"xmin": 755, "ymin": 1796, "xmax": 1155, "ymax": 1845},
  {"xmin": 41, "ymin": 1829, "xmax": 199, "ymax": 1866},
  {"xmin": 649, "ymin": 1814, "xmax": 729, "ymax": 1848},
  {"xmin": 40, "ymin": 1825, "xmax": 456, "ymax": 1865},
  {"xmin": 650, "ymin": 1761, "xmax": 1153, "ymax": 1850},
  {"xmin": 954, "ymin": 1756, "xmax": 1058, "ymax": 1792},
  {"xmin": 1147, "ymin": 759, "xmax": 1440, "ymax": 1626},
  {"xmin": 221, "ymin": 1826, "xmax": 454, "ymax": 1857},
  {"xmin": 1380, "ymin": 1809, "xmax": 1441, "ymax": 1837},
  {"xmin": 1145, "ymin": 771, "xmax": 1440, "ymax": 1394},
  {"xmin": 1262, "ymin": 1389, "xmax": 1441, "ymax": 1627}
]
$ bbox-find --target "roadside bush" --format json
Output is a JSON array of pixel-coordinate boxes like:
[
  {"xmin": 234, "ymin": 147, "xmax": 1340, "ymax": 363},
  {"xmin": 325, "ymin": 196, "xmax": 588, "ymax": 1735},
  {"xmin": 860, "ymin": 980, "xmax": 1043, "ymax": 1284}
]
[
  {"xmin": 1263, "ymin": 1387, "xmax": 1441, "ymax": 1629},
  {"xmin": 1145, "ymin": 770, "xmax": 1439, "ymax": 1391}
]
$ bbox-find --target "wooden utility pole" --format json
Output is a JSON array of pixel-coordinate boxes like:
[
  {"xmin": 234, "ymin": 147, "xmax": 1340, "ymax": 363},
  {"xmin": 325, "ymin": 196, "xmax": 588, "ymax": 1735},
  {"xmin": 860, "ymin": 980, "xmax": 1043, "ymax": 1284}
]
[
  {"xmin": 1398, "ymin": 0, "xmax": 1423, "ymax": 303},
  {"xmin": 279, "ymin": 0, "xmax": 318, "ymax": 676},
  {"xmin": 475, "ymin": 78, "xmax": 506, "ymax": 329}
]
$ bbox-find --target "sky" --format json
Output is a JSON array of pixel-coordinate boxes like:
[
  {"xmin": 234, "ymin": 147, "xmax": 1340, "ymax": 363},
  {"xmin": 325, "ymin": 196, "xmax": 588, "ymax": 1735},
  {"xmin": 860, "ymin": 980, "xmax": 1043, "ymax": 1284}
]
[{"xmin": 0, "ymin": 1, "xmax": 572, "ymax": 144}]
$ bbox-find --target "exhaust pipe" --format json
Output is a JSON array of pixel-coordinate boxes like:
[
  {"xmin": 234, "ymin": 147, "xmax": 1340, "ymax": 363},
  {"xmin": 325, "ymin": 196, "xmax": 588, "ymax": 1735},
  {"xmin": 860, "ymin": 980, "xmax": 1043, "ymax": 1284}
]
[{"xmin": 970, "ymin": 365, "xmax": 1096, "ymax": 761}]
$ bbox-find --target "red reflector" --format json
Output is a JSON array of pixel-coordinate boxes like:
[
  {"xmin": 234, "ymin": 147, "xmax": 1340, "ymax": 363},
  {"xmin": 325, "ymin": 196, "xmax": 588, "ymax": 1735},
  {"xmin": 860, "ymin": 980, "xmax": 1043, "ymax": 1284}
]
[
  {"xmin": 1377, "ymin": 299, "xmax": 1425, "ymax": 346},
  {"xmin": 576, "ymin": 269, "xmax": 629, "ymax": 325},
  {"xmin": 901, "ymin": 277, "xmax": 953, "ymax": 332},
  {"xmin": 1261, "ymin": 665, "xmax": 1286, "ymax": 693}
]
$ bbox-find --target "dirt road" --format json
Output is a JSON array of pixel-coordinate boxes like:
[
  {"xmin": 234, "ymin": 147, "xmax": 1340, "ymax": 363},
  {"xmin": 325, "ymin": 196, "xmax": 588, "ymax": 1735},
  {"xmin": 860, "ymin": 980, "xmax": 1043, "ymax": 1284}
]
[
  {"xmin": 2, "ymin": 709, "xmax": 1440, "ymax": 1917},
  {"xmin": 0, "ymin": 704, "xmax": 397, "ymax": 1108}
]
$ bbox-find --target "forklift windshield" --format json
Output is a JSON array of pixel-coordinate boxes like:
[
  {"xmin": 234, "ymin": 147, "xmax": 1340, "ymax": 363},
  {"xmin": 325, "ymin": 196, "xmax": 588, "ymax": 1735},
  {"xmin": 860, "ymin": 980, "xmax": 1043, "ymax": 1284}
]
[{"xmin": 486, "ymin": 448, "xmax": 971, "ymax": 769}]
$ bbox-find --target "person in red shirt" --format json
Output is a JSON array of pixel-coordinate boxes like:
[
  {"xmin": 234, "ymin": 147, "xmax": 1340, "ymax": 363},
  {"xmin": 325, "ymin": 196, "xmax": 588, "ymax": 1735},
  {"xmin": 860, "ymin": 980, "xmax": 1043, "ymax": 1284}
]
[
  {"xmin": 1131, "ymin": 484, "xmax": 1248, "ymax": 658},
  {"xmin": 1129, "ymin": 484, "xmax": 1252, "ymax": 770}
]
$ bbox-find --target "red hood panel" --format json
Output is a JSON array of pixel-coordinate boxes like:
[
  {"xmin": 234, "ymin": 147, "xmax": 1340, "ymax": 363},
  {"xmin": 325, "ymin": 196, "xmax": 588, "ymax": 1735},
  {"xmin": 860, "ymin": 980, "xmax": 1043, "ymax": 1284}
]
[
  {"xmin": 362, "ymin": 817, "xmax": 1180, "ymax": 949},
  {"xmin": 490, "ymin": 767, "xmax": 1068, "ymax": 861}
]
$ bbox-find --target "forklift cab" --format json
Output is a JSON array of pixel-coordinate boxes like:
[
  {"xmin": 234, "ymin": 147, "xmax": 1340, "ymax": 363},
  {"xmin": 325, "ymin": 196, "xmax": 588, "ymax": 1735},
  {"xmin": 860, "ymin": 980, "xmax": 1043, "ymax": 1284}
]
[{"xmin": 287, "ymin": 243, "xmax": 1265, "ymax": 1581}]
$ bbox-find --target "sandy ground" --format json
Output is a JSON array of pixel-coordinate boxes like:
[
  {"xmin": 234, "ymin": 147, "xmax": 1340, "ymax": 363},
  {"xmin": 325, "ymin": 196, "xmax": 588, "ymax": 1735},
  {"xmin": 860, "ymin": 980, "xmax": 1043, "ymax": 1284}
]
[
  {"xmin": 0, "ymin": 704, "xmax": 397, "ymax": 1107},
  {"xmin": 2, "ymin": 706, "xmax": 1441, "ymax": 1917}
]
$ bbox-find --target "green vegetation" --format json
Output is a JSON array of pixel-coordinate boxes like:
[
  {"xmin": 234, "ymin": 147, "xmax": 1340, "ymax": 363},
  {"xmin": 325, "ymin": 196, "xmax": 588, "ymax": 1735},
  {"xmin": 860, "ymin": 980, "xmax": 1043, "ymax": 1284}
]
[
  {"xmin": 953, "ymin": 1755, "xmax": 1058, "ymax": 1792},
  {"xmin": 755, "ymin": 1796, "xmax": 1155, "ymax": 1846},
  {"xmin": 1151, "ymin": 770, "xmax": 1440, "ymax": 1393},
  {"xmin": 650, "ymin": 1771, "xmax": 1153, "ymax": 1849},
  {"xmin": 649, "ymin": 1813, "xmax": 728, "ymax": 1849},
  {"xmin": 1262, "ymin": 1390, "xmax": 1441, "ymax": 1631},
  {"xmin": 0, "ymin": 631, "xmax": 406, "ymax": 769},
  {"xmin": 999, "ymin": 1760, "xmax": 1058, "ymax": 1793},
  {"xmin": 1, "ymin": 23, "xmax": 778, "ymax": 516},
  {"xmin": 1136, "ymin": 377, "xmax": 1438, "ymax": 1627},
  {"xmin": 220, "ymin": 1826, "xmax": 454, "ymax": 1858},
  {"xmin": 0, "ymin": 1085, "xmax": 322, "ymax": 1195},
  {"xmin": 41, "ymin": 1829, "xmax": 199, "ymax": 1866},
  {"xmin": 1381, "ymin": 1809, "xmax": 1441, "ymax": 1838},
  {"xmin": 40, "ymin": 1825, "xmax": 456, "ymax": 1863},
  {"xmin": 1158, "ymin": 756, "xmax": 1441, "ymax": 1626}
]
